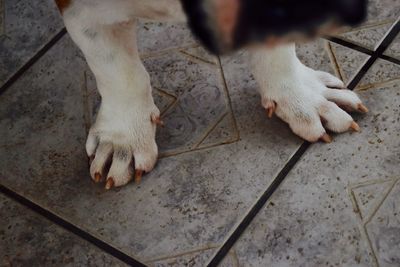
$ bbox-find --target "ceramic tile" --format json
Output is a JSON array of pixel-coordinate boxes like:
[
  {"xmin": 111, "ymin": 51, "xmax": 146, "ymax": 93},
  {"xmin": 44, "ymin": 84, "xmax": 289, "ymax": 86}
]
[
  {"xmin": 0, "ymin": 194, "xmax": 126, "ymax": 267},
  {"xmin": 0, "ymin": 34, "xmax": 301, "ymax": 263},
  {"xmin": 137, "ymin": 21, "xmax": 195, "ymax": 55},
  {"xmin": 0, "ymin": 0, "xmax": 63, "ymax": 86},
  {"xmin": 329, "ymin": 42, "xmax": 370, "ymax": 85},
  {"xmin": 383, "ymin": 32, "xmax": 400, "ymax": 60},
  {"xmin": 148, "ymin": 248, "xmax": 237, "ymax": 267},
  {"xmin": 227, "ymin": 81, "xmax": 400, "ymax": 267},
  {"xmin": 357, "ymin": 58, "xmax": 400, "ymax": 89},
  {"xmin": 2, "ymin": 2, "xmax": 399, "ymax": 264},
  {"xmin": 335, "ymin": 0, "xmax": 400, "ymax": 49}
]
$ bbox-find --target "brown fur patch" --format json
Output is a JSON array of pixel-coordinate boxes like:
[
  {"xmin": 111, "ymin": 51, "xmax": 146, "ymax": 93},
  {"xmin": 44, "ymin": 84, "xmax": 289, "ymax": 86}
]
[
  {"xmin": 216, "ymin": 0, "xmax": 240, "ymax": 47},
  {"xmin": 55, "ymin": 0, "xmax": 71, "ymax": 14}
]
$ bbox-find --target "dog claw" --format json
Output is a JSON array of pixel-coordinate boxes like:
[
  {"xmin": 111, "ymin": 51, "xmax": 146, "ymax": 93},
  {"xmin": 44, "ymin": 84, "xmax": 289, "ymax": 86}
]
[
  {"xmin": 94, "ymin": 172, "xmax": 101, "ymax": 183},
  {"xmin": 134, "ymin": 170, "xmax": 143, "ymax": 184},
  {"xmin": 357, "ymin": 104, "xmax": 368, "ymax": 113},
  {"xmin": 151, "ymin": 115, "xmax": 164, "ymax": 127},
  {"xmin": 350, "ymin": 121, "xmax": 360, "ymax": 132},
  {"xmin": 320, "ymin": 133, "xmax": 332, "ymax": 143},
  {"xmin": 265, "ymin": 102, "xmax": 276, "ymax": 118},
  {"xmin": 105, "ymin": 178, "xmax": 114, "ymax": 190}
]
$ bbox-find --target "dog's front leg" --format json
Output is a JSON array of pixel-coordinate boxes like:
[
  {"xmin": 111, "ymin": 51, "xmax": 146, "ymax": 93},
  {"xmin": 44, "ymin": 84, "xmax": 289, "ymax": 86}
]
[
  {"xmin": 249, "ymin": 44, "xmax": 368, "ymax": 142},
  {"xmin": 63, "ymin": 11, "xmax": 160, "ymax": 189}
]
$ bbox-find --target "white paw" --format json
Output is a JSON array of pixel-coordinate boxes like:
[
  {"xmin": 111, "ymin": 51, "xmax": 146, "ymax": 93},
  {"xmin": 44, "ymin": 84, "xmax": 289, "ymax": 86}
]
[
  {"xmin": 260, "ymin": 64, "xmax": 367, "ymax": 142},
  {"xmin": 86, "ymin": 101, "xmax": 162, "ymax": 189}
]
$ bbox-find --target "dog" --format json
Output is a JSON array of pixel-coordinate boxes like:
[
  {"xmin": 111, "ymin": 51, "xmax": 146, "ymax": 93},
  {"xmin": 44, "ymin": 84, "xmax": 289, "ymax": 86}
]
[{"xmin": 55, "ymin": 0, "xmax": 368, "ymax": 189}]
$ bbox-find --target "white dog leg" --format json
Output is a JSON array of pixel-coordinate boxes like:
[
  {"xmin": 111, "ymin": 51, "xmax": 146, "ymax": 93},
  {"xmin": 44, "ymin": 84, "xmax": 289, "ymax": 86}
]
[
  {"xmin": 62, "ymin": 4, "xmax": 166, "ymax": 189},
  {"xmin": 249, "ymin": 44, "xmax": 368, "ymax": 142}
]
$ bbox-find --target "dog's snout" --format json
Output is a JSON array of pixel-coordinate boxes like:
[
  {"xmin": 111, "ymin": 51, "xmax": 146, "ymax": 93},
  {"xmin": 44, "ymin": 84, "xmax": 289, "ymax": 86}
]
[
  {"xmin": 181, "ymin": 0, "xmax": 367, "ymax": 55},
  {"xmin": 180, "ymin": 0, "xmax": 222, "ymax": 54},
  {"xmin": 335, "ymin": 0, "xmax": 367, "ymax": 25}
]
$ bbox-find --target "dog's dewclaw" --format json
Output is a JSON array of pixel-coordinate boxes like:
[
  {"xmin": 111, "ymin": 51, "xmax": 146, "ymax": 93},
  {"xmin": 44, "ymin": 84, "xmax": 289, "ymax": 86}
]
[
  {"xmin": 320, "ymin": 133, "xmax": 332, "ymax": 143},
  {"xmin": 357, "ymin": 104, "xmax": 368, "ymax": 113},
  {"xmin": 134, "ymin": 170, "xmax": 143, "ymax": 184},
  {"xmin": 264, "ymin": 101, "xmax": 276, "ymax": 118},
  {"xmin": 94, "ymin": 172, "xmax": 101, "ymax": 183},
  {"xmin": 151, "ymin": 115, "xmax": 164, "ymax": 127},
  {"xmin": 266, "ymin": 107, "xmax": 275, "ymax": 118},
  {"xmin": 105, "ymin": 178, "xmax": 114, "ymax": 190},
  {"xmin": 350, "ymin": 121, "xmax": 360, "ymax": 132}
]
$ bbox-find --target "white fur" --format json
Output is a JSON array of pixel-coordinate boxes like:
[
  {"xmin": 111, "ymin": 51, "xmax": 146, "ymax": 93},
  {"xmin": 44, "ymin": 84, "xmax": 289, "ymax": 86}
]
[
  {"xmin": 250, "ymin": 44, "xmax": 362, "ymax": 142},
  {"xmin": 62, "ymin": 1, "xmax": 185, "ymax": 186},
  {"xmin": 61, "ymin": 0, "xmax": 364, "ymax": 187}
]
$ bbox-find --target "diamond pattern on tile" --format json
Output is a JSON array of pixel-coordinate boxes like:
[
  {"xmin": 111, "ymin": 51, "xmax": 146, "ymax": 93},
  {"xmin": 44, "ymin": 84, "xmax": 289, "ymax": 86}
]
[
  {"xmin": 296, "ymin": 40, "xmax": 337, "ymax": 75},
  {"xmin": 329, "ymin": 42, "xmax": 370, "ymax": 85},
  {"xmin": 363, "ymin": 0, "xmax": 400, "ymax": 27},
  {"xmin": 0, "ymin": 39, "xmax": 87, "ymax": 150},
  {"xmin": 226, "ymin": 81, "xmax": 400, "ymax": 266},
  {"xmin": 144, "ymin": 50, "xmax": 237, "ymax": 156},
  {"xmin": 0, "ymin": 0, "xmax": 64, "ymax": 86},
  {"xmin": 0, "ymin": 194, "xmax": 126, "ymax": 267},
  {"xmin": 137, "ymin": 21, "xmax": 195, "ymax": 55},
  {"xmin": 357, "ymin": 59, "xmax": 400, "ymax": 89},
  {"xmin": 1, "ymin": 1, "xmax": 399, "ymax": 264},
  {"xmin": 197, "ymin": 113, "xmax": 239, "ymax": 149},
  {"xmin": 180, "ymin": 45, "xmax": 219, "ymax": 65},
  {"xmin": 154, "ymin": 88, "xmax": 177, "ymax": 115},
  {"xmin": 366, "ymin": 179, "xmax": 400, "ymax": 267},
  {"xmin": 296, "ymin": 40, "xmax": 370, "ymax": 87},
  {"xmin": 148, "ymin": 247, "xmax": 237, "ymax": 267},
  {"xmin": 337, "ymin": 23, "xmax": 392, "ymax": 50},
  {"xmin": 86, "ymin": 47, "xmax": 238, "ymax": 156},
  {"xmin": 351, "ymin": 179, "xmax": 395, "ymax": 220},
  {"xmin": 0, "ymin": 34, "xmax": 301, "ymax": 263},
  {"xmin": 334, "ymin": 0, "xmax": 399, "ymax": 49},
  {"xmin": 149, "ymin": 248, "xmax": 216, "ymax": 267}
]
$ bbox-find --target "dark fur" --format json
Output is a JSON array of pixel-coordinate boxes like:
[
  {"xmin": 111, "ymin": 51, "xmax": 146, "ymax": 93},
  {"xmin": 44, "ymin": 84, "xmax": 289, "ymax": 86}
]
[{"xmin": 180, "ymin": 0, "xmax": 367, "ymax": 54}]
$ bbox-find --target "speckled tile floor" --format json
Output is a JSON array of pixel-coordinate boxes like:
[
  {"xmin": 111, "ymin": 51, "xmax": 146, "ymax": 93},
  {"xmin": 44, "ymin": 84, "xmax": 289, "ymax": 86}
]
[{"xmin": 0, "ymin": 1, "xmax": 399, "ymax": 267}]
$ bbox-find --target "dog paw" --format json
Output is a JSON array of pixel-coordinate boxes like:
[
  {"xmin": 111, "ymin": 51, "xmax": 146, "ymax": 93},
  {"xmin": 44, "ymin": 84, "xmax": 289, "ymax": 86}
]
[
  {"xmin": 86, "ymin": 102, "xmax": 162, "ymax": 189},
  {"xmin": 260, "ymin": 65, "xmax": 367, "ymax": 142}
]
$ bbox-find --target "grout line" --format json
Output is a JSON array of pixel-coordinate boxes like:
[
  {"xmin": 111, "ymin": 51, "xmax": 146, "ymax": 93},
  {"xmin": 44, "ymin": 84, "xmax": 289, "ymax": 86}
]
[
  {"xmin": 379, "ymin": 54, "xmax": 400, "ymax": 65},
  {"xmin": 217, "ymin": 57, "xmax": 241, "ymax": 142},
  {"xmin": 179, "ymin": 48, "xmax": 218, "ymax": 66},
  {"xmin": 363, "ymin": 179, "xmax": 399, "ymax": 226},
  {"xmin": 0, "ymin": 185, "xmax": 147, "ymax": 267},
  {"xmin": 2, "ymin": 15, "xmax": 398, "ymax": 267},
  {"xmin": 326, "ymin": 41, "xmax": 345, "ymax": 81},
  {"xmin": 348, "ymin": 187, "xmax": 378, "ymax": 267},
  {"xmin": 206, "ymin": 142, "xmax": 311, "ymax": 267},
  {"xmin": 348, "ymin": 19, "xmax": 400, "ymax": 90},
  {"xmin": 362, "ymin": 178, "xmax": 400, "ymax": 267},
  {"xmin": 207, "ymin": 18, "xmax": 400, "ymax": 267},
  {"xmin": 356, "ymin": 78, "xmax": 400, "ymax": 91},
  {"xmin": 324, "ymin": 36, "xmax": 375, "ymax": 56},
  {"xmin": 338, "ymin": 20, "xmax": 395, "ymax": 34},
  {"xmin": 145, "ymin": 244, "xmax": 219, "ymax": 263},
  {"xmin": 193, "ymin": 112, "xmax": 228, "ymax": 149},
  {"xmin": 0, "ymin": 28, "xmax": 67, "ymax": 96},
  {"xmin": 324, "ymin": 24, "xmax": 400, "ymax": 66},
  {"xmin": 0, "ymin": 24, "xmax": 144, "ymax": 266},
  {"xmin": 140, "ymin": 43, "xmax": 198, "ymax": 59}
]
